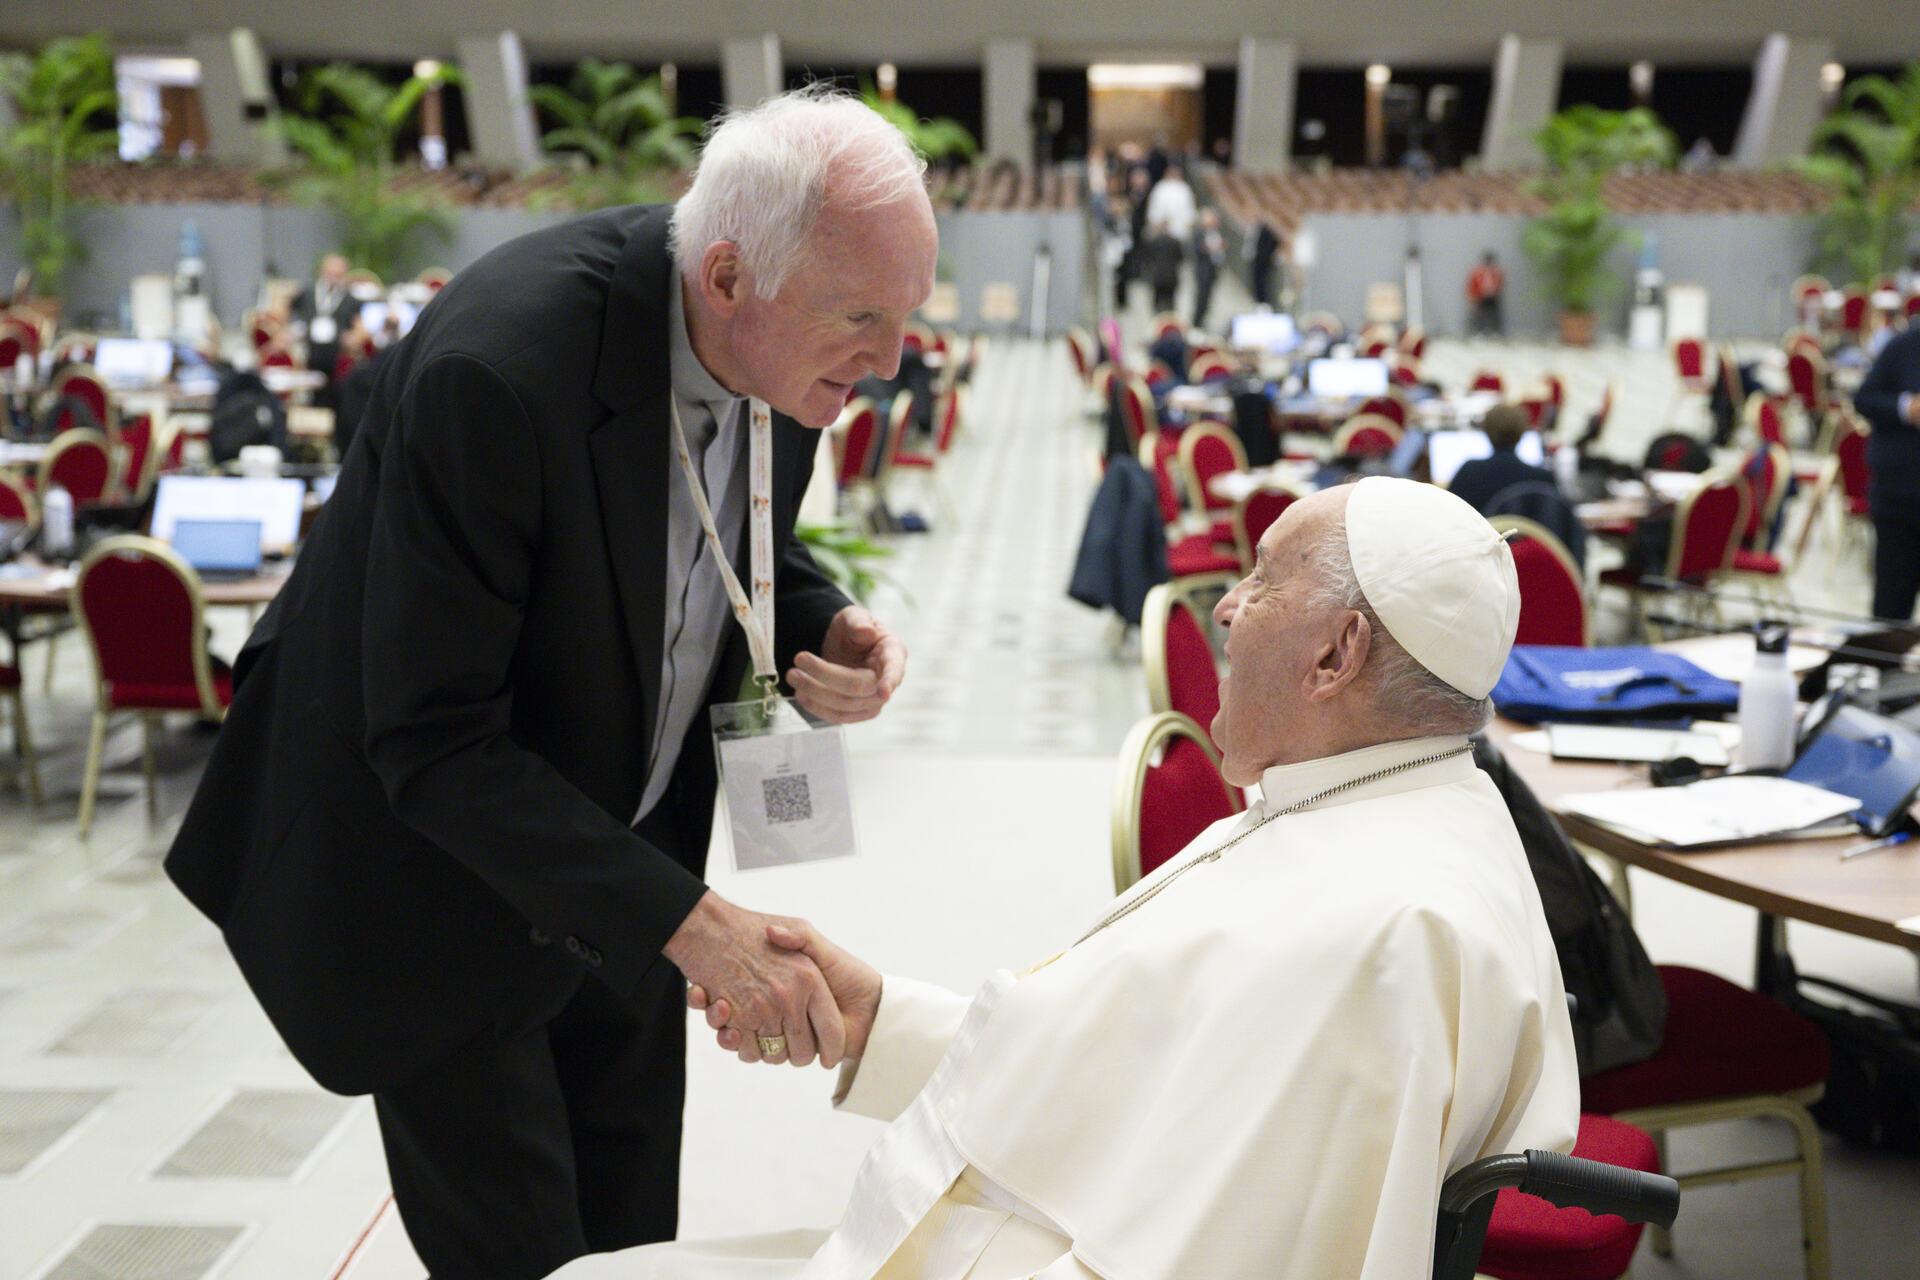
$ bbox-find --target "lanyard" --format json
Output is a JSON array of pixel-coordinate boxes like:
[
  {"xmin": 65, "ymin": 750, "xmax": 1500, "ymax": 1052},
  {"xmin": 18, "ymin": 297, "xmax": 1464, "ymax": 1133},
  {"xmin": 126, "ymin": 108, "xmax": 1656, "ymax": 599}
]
[{"xmin": 669, "ymin": 392, "xmax": 778, "ymax": 699}]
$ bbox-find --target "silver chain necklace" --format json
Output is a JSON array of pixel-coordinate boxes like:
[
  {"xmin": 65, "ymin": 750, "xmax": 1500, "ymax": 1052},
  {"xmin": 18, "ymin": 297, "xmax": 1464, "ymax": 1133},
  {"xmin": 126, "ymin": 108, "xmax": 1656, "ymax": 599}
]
[{"xmin": 1075, "ymin": 743, "xmax": 1472, "ymax": 947}]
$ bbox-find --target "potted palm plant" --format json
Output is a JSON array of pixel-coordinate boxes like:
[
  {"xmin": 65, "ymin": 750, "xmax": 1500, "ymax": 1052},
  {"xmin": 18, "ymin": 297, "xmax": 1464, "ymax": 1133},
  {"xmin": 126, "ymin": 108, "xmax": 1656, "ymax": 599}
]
[
  {"xmin": 0, "ymin": 33, "xmax": 120, "ymax": 310},
  {"xmin": 528, "ymin": 61, "xmax": 705, "ymax": 209},
  {"xmin": 270, "ymin": 61, "xmax": 462, "ymax": 281},
  {"xmin": 1521, "ymin": 105, "xmax": 1675, "ymax": 345},
  {"xmin": 1800, "ymin": 62, "xmax": 1920, "ymax": 286}
]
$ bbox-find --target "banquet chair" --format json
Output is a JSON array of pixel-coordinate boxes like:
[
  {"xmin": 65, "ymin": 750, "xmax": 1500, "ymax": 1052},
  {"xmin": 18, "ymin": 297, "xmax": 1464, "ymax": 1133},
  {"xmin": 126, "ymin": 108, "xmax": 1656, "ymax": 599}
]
[
  {"xmin": 1489, "ymin": 516, "xmax": 1589, "ymax": 647},
  {"xmin": 36, "ymin": 427, "xmax": 118, "ymax": 508},
  {"xmin": 416, "ymin": 265, "xmax": 453, "ymax": 291},
  {"xmin": 1230, "ymin": 482, "xmax": 1301, "ymax": 572},
  {"xmin": 1787, "ymin": 274, "xmax": 1828, "ymax": 327},
  {"xmin": 0, "ymin": 318, "xmax": 37, "ymax": 369},
  {"xmin": 1138, "ymin": 433, "xmax": 1241, "ymax": 587},
  {"xmin": 1727, "ymin": 444, "xmax": 1794, "ymax": 608},
  {"xmin": 1110, "ymin": 710, "xmax": 1244, "ymax": 893},
  {"xmin": 0, "ymin": 469, "xmax": 37, "ymax": 528},
  {"xmin": 887, "ymin": 386, "xmax": 960, "ymax": 524},
  {"xmin": 72, "ymin": 536, "xmax": 235, "ymax": 837},
  {"xmin": 1436, "ymin": 1115, "xmax": 1679, "ymax": 1280},
  {"xmin": 1836, "ymin": 288, "xmax": 1870, "ymax": 343},
  {"xmin": 1140, "ymin": 582, "xmax": 1222, "ymax": 733},
  {"xmin": 1470, "ymin": 369, "xmax": 1506, "ymax": 395},
  {"xmin": 1331, "ymin": 411, "xmax": 1403, "ymax": 459},
  {"xmin": 1148, "ymin": 311, "xmax": 1185, "ymax": 341},
  {"xmin": 1117, "ymin": 373, "xmax": 1158, "ymax": 454},
  {"xmin": 831, "ymin": 396, "xmax": 883, "ymax": 517},
  {"xmin": 1783, "ymin": 349, "xmax": 1828, "ymax": 432},
  {"xmin": 1187, "ymin": 350, "xmax": 1235, "ymax": 383},
  {"xmin": 1668, "ymin": 336, "xmax": 1713, "ymax": 429},
  {"xmin": 1789, "ymin": 415, "xmax": 1872, "ymax": 567},
  {"xmin": 1175, "ymin": 420, "xmax": 1246, "ymax": 543},
  {"xmin": 52, "ymin": 366, "xmax": 113, "ymax": 430},
  {"xmin": 1064, "ymin": 326, "xmax": 1097, "ymax": 386},
  {"xmin": 1580, "ymin": 965, "xmax": 1832, "ymax": 1280},
  {"xmin": 1356, "ymin": 393, "xmax": 1408, "ymax": 427},
  {"xmin": 1597, "ymin": 471, "xmax": 1747, "ymax": 637}
]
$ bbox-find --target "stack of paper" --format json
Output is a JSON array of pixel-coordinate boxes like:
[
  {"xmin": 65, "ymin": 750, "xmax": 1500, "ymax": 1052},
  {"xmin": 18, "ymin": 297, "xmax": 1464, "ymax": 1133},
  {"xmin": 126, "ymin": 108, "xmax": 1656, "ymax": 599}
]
[{"xmin": 1556, "ymin": 775, "xmax": 1861, "ymax": 848}]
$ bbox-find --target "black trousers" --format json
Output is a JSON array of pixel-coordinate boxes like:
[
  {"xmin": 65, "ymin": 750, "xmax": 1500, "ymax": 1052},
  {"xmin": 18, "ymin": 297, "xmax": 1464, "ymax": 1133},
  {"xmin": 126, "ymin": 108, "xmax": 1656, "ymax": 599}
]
[
  {"xmin": 373, "ymin": 963, "xmax": 687, "ymax": 1280},
  {"xmin": 1872, "ymin": 509, "xmax": 1920, "ymax": 621}
]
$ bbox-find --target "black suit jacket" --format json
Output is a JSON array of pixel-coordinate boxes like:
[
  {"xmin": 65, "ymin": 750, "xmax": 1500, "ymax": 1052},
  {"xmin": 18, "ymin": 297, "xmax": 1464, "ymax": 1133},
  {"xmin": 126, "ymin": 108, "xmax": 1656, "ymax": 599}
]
[
  {"xmin": 166, "ymin": 205, "xmax": 849, "ymax": 1094},
  {"xmin": 1854, "ymin": 327, "xmax": 1920, "ymax": 517},
  {"xmin": 1446, "ymin": 449, "xmax": 1553, "ymax": 516}
]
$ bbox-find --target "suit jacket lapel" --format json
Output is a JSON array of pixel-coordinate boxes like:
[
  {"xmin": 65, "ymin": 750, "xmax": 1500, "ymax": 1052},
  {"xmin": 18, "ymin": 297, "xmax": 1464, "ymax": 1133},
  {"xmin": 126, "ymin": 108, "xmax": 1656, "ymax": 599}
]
[{"xmin": 589, "ymin": 206, "xmax": 676, "ymax": 749}]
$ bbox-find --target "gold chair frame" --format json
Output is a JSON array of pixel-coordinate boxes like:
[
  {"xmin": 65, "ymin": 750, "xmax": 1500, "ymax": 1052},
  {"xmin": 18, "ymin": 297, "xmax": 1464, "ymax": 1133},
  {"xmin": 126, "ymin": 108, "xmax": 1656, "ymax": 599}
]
[
  {"xmin": 71, "ymin": 535, "xmax": 230, "ymax": 837},
  {"xmin": 1109, "ymin": 710, "xmax": 1241, "ymax": 894}
]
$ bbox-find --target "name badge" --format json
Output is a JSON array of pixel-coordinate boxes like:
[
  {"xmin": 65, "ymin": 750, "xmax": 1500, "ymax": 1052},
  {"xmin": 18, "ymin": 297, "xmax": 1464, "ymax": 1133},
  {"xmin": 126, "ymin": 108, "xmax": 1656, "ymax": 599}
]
[
  {"xmin": 712, "ymin": 695, "xmax": 857, "ymax": 871},
  {"xmin": 309, "ymin": 315, "xmax": 337, "ymax": 344}
]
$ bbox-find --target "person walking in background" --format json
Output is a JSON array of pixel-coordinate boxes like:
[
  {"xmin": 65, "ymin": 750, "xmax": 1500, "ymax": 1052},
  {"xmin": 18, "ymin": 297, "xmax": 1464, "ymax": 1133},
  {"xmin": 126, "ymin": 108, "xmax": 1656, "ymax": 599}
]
[
  {"xmin": 1191, "ymin": 207, "xmax": 1226, "ymax": 332},
  {"xmin": 1467, "ymin": 250, "xmax": 1506, "ymax": 338}
]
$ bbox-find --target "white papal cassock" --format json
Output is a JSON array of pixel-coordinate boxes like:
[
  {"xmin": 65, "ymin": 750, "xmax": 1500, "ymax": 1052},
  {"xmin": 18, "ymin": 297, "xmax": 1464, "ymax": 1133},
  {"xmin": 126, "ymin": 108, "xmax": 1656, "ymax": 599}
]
[{"xmin": 548, "ymin": 735, "xmax": 1581, "ymax": 1280}]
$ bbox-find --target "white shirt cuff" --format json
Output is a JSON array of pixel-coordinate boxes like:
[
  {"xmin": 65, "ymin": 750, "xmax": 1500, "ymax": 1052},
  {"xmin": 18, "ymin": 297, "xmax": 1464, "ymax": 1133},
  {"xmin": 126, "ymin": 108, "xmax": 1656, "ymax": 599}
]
[{"xmin": 832, "ymin": 974, "xmax": 972, "ymax": 1121}]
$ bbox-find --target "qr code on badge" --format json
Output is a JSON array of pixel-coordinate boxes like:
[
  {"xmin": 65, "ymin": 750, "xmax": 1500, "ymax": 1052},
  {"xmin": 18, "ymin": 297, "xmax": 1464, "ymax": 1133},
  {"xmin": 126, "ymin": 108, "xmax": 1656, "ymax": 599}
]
[{"xmin": 762, "ymin": 774, "xmax": 813, "ymax": 825}]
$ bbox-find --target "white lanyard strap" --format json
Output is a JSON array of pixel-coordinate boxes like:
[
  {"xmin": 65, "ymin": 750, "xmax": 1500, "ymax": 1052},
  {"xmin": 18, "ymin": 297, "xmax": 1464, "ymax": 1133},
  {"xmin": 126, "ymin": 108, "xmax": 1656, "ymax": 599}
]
[{"xmin": 669, "ymin": 393, "xmax": 777, "ymax": 690}]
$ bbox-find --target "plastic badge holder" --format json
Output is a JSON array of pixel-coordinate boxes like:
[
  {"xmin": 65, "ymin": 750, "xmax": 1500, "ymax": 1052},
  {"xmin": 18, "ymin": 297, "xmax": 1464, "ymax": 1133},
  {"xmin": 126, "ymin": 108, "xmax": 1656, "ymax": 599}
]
[{"xmin": 711, "ymin": 695, "xmax": 858, "ymax": 872}]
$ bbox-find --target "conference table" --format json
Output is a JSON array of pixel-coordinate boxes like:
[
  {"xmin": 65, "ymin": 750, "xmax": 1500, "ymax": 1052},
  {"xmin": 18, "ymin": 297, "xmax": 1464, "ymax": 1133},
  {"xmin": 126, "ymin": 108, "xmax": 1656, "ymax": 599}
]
[{"xmin": 0, "ymin": 556, "xmax": 290, "ymax": 661}]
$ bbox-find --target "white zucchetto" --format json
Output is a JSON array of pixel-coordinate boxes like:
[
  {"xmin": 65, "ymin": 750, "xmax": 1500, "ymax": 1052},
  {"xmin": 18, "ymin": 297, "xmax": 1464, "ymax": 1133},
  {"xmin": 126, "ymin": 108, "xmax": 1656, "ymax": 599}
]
[{"xmin": 1344, "ymin": 476, "xmax": 1520, "ymax": 700}]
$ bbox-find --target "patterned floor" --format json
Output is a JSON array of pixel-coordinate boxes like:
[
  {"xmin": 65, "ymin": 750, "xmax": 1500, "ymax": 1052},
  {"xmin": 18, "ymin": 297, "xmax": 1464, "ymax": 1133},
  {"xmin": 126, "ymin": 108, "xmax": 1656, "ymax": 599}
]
[{"xmin": 1, "ymin": 316, "xmax": 1916, "ymax": 1279}]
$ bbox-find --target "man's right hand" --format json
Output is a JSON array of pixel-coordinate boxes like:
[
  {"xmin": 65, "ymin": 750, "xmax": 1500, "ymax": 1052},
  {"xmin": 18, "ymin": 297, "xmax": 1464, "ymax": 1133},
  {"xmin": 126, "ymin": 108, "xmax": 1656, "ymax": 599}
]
[
  {"xmin": 662, "ymin": 891, "xmax": 845, "ymax": 1068},
  {"xmin": 688, "ymin": 921, "xmax": 883, "ymax": 1064}
]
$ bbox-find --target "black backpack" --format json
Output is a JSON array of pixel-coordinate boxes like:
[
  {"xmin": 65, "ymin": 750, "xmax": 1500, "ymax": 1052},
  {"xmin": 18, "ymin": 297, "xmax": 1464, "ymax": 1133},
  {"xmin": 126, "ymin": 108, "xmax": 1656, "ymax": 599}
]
[
  {"xmin": 1473, "ymin": 735, "xmax": 1668, "ymax": 1076},
  {"xmin": 209, "ymin": 370, "xmax": 288, "ymax": 465}
]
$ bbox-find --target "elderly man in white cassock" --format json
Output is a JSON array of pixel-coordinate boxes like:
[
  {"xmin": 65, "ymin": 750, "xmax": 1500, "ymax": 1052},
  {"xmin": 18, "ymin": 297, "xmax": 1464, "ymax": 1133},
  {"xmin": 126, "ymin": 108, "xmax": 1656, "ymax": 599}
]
[{"xmin": 548, "ymin": 476, "xmax": 1579, "ymax": 1280}]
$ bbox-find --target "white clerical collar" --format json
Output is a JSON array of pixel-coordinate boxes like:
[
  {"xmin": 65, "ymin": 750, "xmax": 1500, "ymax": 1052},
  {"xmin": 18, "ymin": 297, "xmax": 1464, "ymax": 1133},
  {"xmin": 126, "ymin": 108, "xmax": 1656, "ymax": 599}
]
[
  {"xmin": 1256, "ymin": 734, "xmax": 1476, "ymax": 815},
  {"xmin": 669, "ymin": 277, "xmax": 741, "ymax": 426}
]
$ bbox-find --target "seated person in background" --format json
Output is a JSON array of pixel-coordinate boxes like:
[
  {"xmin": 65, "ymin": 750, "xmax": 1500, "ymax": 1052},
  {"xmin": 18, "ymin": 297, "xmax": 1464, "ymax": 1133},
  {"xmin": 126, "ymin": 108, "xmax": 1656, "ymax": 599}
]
[
  {"xmin": 1446, "ymin": 402, "xmax": 1551, "ymax": 513},
  {"xmin": 1449, "ymin": 404, "xmax": 1586, "ymax": 569},
  {"xmin": 550, "ymin": 477, "xmax": 1578, "ymax": 1280}
]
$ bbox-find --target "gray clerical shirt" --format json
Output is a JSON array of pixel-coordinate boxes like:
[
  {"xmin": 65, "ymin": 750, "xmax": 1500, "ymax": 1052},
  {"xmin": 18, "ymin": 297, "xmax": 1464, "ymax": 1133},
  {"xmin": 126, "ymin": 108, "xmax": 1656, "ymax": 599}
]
[{"xmin": 632, "ymin": 281, "xmax": 748, "ymax": 824}]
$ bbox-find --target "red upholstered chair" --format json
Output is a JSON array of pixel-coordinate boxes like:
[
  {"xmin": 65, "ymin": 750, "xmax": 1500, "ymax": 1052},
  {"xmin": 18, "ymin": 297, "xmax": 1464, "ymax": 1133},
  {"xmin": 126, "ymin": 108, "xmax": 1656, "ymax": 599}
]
[
  {"xmin": 1139, "ymin": 433, "xmax": 1239, "ymax": 585},
  {"xmin": 1117, "ymin": 373, "xmax": 1158, "ymax": 454},
  {"xmin": 1490, "ymin": 516, "xmax": 1589, "ymax": 647},
  {"xmin": 1064, "ymin": 326, "xmax": 1096, "ymax": 385},
  {"xmin": 1175, "ymin": 419, "xmax": 1246, "ymax": 543},
  {"xmin": 36, "ymin": 427, "xmax": 117, "ymax": 507},
  {"xmin": 1356, "ymin": 393, "xmax": 1408, "ymax": 427},
  {"xmin": 1109, "ymin": 710, "xmax": 1244, "ymax": 892},
  {"xmin": 1837, "ymin": 287, "xmax": 1869, "ymax": 342},
  {"xmin": 51, "ymin": 366, "xmax": 112, "ymax": 430},
  {"xmin": 1580, "ymin": 965, "xmax": 1832, "ymax": 1279},
  {"xmin": 1598, "ymin": 472, "xmax": 1747, "ymax": 636},
  {"xmin": 1230, "ymin": 482, "xmax": 1300, "ymax": 572},
  {"xmin": 1787, "ymin": 274, "xmax": 1827, "ymax": 327},
  {"xmin": 1141, "ymin": 582, "xmax": 1222, "ymax": 733},
  {"xmin": 1331, "ymin": 411, "xmax": 1403, "ymax": 459},
  {"xmin": 0, "ymin": 469, "xmax": 37, "ymax": 527},
  {"xmin": 0, "ymin": 319, "xmax": 33, "ymax": 369},
  {"xmin": 1469, "ymin": 1113, "xmax": 1668, "ymax": 1280},
  {"xmin": 1670, "ymin": 335, "xmax": 1711, "ymax": 392},
  {"xmin": 1148, "ymin": 311, "xmax": 1185, "ymax": 341},
  {"xmin": 1187, "ymin": 351, "xmax": 1235, "ymax": 383},
  {"xmin": 832, "ymin": 397, "xmax": 883, "ymax": 495},
  {"xmin": 887, "ymin": 387, "xmax": 959, "ymax": 523},
  {"xmin": 416, "ymin": 265, "xmax": 453, "ymax": 291},
  {"xmin": 1784, "ymin": 349, "xmax": 1828, "ymax": 427},
  {"xmin": 1470, "ymin": 369, "xmax": 1506, "ymax": 395},
  {"xmin": 71, "ymin": 535, "xmax": 235, "ymax": 836}
]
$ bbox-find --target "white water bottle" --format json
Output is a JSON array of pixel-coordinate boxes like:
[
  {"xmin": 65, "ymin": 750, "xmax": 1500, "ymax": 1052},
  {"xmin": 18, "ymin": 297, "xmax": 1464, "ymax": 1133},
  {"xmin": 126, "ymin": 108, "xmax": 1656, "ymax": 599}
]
[
  {"xmin": 1737, "ymin": 620, "xmax": 1797, "ymax": 771},
  {"xmin": 42, "ymin": 482, "xmax": 74, "ymax": 557}
]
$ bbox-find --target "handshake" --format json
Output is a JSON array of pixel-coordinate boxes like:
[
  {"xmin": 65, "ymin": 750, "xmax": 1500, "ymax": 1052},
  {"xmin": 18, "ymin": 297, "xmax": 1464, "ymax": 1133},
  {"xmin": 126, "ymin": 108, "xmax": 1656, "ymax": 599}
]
[{"xmin": 663, "ymin": 890, "xmax": 881, "ymax": 1068}]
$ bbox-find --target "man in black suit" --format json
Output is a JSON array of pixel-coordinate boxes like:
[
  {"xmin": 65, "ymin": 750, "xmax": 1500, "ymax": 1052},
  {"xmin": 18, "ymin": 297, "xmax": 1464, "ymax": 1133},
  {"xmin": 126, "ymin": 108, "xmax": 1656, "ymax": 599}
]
[
  {"xmin": 291, "ymin": 251, "xmax": 359, "ymax": 406},
  {"xmin": 165, "ymin": 89, "xmax": 934, "ymax": 1278},
  {"xmin": 1854, "ymin": 326, "xmax": 1920, "ymax": 620}
]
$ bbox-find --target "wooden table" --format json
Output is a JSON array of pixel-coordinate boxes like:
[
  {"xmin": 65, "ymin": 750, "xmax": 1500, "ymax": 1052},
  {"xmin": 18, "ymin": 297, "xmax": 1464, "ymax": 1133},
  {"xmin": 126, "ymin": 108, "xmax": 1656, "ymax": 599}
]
[
  {"xmin": 1485, "ymin": 717, "xmax": 1920, "ymax": 953},
  {"xmin": 0, "ymin": 558, "xmax": 289, "ymax": 660}
]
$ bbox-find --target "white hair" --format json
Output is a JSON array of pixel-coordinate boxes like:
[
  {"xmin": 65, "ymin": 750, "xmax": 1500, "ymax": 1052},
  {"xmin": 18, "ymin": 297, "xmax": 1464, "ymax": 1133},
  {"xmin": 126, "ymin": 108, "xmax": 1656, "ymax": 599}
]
[
  {"xmin": 671, "ymin": 85, "xmax": 928, "ymax": 298},
  {"xmin": 1303, "ymin": 514, "xmax": 1494, "ymax": 736}
]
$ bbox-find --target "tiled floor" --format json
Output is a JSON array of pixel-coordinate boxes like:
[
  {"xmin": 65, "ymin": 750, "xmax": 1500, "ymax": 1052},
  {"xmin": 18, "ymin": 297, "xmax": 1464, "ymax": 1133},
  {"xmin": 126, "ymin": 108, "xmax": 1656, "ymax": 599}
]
[{"xmin": 3, "ymin": 299, "xmax": 1918, "ymax": 1279}]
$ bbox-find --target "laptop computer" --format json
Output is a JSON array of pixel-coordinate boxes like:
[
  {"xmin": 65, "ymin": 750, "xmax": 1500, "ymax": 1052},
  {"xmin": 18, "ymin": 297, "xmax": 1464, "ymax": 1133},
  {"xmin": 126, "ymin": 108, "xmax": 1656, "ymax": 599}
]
[
  {"xmin": 170, "ymin": 518, "xmax": 264, "ymax": 581},
  {"xmin": 1785, "ymin": 701, "xmax": 1920, "ymax": 838}
]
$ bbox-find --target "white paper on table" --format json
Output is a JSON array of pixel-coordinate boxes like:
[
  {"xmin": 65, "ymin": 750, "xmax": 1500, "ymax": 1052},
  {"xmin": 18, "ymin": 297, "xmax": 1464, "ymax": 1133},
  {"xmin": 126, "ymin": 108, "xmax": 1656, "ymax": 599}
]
[
  {"xmin": 1557, "ymin": 775, "xmax": 1861, "ymax": 848},
  {"xmin": 1670, "ymin": 633, "xmax": 1828, "ymax": 684}
]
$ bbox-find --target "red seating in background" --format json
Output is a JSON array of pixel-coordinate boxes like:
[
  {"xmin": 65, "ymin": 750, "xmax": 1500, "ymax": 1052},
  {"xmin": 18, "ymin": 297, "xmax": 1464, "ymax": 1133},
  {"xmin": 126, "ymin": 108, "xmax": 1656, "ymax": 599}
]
[{"xmin": 1110, "ymin": 710, "xmax": 1244, "ymax": 892}]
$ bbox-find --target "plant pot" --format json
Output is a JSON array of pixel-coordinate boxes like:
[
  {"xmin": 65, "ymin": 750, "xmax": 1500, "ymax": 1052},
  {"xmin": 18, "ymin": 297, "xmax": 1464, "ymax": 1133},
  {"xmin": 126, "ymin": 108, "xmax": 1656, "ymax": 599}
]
[{"xmin": 1557, "ymin": 309, "xmax": 1596, "ymax": 347}]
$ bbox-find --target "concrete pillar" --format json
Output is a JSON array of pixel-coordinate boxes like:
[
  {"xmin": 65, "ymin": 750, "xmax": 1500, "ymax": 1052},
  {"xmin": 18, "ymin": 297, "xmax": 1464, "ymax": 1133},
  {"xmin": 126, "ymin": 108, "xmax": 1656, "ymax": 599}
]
[
  {"xmin": 1233, "ymin": 37, "xmax": 1297, "ymax": 171},
  {"xmin": 186, "ymin": 28, "xmax": 281, "ymax": 163},
  {"xmin": 1733, "ymin": 34, "xmax": 1836, "ymax": 168},
  {"xmin": 1480, "ymin": 35, "xmax": 1563, "ymax": 168},
  {"xmin": 721, "ymin": 34, "xmax": 783, "ymax": 109},
  {"xmin": 455, "ymin": 32, "xmax": 539, "ymax": 171},
  {"xmin": 983, "ymin": 39, "xmax": 1036, "ymax": 167}
]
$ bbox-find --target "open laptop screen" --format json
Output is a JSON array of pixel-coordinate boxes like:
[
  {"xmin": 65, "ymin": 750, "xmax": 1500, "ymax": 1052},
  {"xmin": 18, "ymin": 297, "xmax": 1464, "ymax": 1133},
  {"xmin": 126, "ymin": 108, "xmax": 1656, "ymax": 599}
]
[
  {"xmin": 92, "ymin": 337, "xmax": 174, "ymax": 388},
  {"xmin": 1228, "ymin": 312, "xmax": 1299, "ymax": 355},
  {"xmin": 1306, "ymin": 357, "xmax": 1389, "ymax": 399},
  {"xmin": 1785, "ymin": 702, "xmax": 1920, "ymax": 837},
  {"xmin": 170, "ymin": 518, "xmax": 264, "ymax": 575},
  {"xmin": 149, "ymin": 475, "xmax": 306, "ymax": 553},
  {"xmin": 1426, "ymin": 429, "xmax": 1547, "ymax": 487}
]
